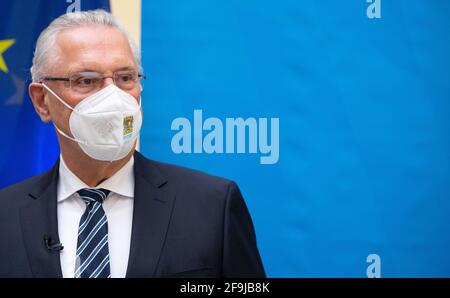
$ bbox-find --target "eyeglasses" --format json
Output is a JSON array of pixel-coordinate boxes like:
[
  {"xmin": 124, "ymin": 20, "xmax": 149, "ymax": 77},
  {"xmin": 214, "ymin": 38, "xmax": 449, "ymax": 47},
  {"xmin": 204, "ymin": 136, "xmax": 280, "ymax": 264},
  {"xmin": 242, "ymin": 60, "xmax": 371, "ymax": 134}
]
[{"xmin": 40, "ymin": 70, "xmax": 146, "ymax": 94}]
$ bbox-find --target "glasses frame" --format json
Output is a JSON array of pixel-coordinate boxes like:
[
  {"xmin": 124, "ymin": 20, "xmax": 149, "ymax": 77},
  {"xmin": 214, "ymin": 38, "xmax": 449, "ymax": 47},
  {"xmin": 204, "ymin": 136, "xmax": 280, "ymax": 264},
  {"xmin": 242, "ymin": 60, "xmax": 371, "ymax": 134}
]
[{"xmin": 40, "ymin": 70, "xmax": 146, "ymax": 92}]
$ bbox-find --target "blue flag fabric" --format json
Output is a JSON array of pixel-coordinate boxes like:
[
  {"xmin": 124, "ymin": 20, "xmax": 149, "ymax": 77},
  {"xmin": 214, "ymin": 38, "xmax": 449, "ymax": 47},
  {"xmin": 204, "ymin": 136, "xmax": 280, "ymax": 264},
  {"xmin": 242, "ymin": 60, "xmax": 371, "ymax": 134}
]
[{"xmin": 0, "ymin": 0, "xmax": 109, "ymax": 188}]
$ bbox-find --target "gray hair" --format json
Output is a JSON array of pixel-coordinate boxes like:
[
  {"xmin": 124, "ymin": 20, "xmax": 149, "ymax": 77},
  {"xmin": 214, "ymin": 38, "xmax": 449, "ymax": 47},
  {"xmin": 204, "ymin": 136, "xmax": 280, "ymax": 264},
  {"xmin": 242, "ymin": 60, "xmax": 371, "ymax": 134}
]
[{"xmin": 30, "ymin": 9, "xmax": 142, "ymax": 82}]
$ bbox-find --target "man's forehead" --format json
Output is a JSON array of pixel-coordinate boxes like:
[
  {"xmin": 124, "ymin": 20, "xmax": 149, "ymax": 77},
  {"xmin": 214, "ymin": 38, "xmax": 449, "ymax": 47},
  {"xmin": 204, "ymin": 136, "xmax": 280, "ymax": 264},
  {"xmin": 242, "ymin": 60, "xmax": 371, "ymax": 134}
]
[
  {"xmin": 53, "ymin": 25, "xmax": 136, "ymax": 73},
  {"xmin": 56, "ymin": 24, "xmax": 129, "ymax": 49}
]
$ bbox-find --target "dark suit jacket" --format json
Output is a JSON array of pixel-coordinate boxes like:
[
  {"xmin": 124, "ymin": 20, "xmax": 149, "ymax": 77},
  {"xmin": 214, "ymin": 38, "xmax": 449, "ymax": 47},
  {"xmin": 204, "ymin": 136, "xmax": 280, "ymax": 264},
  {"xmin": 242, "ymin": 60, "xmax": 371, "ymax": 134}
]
[{"xmin": 0, "ymin": 151, "xmax": 265, "ymax": 277}]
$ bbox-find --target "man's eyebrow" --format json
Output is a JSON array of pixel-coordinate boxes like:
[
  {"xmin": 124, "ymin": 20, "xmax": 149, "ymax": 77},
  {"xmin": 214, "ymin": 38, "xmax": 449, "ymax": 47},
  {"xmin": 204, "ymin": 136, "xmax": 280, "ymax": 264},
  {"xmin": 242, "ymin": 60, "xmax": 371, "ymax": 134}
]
[
  {"xmin": 67, "ymin": 68, "xmax": 98, "ymax": 74},
  {"xmin": 114, "ymin": 66, "xmax": 137, "ymax": 72},
  {"xmin": 68, "ymin": 67, "xmax": 137, "ymax": 74}
]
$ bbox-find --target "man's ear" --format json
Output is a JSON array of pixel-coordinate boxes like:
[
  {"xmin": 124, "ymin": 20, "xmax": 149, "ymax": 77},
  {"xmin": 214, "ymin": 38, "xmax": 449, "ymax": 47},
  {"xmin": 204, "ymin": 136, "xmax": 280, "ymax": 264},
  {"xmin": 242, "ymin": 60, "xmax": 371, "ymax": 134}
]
[{"xmin": 29, "ymin": 83, "xmax": 52, "ymax": 123}]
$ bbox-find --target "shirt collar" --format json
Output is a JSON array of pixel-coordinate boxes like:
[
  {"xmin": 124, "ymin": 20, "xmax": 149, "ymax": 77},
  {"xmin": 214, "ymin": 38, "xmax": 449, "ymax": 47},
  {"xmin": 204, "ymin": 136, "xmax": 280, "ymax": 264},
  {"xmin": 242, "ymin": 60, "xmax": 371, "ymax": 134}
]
[{"xmin": 57, "ymin": 155, "xmax": 135, "ymax": 202}]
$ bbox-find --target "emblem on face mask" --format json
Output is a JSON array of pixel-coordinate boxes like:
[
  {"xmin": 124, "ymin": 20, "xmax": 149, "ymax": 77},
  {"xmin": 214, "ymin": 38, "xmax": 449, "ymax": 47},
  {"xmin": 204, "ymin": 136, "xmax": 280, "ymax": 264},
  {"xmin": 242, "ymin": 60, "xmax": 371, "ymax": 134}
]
[{"xmin": 123, "ymin": 115, "xmax": 134, "ymax": 139}]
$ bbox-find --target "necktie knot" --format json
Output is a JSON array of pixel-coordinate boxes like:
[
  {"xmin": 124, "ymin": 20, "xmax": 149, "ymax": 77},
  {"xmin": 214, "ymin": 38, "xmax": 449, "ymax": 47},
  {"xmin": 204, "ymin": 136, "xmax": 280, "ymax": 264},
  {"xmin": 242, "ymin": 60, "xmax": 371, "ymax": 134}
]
[{"xmin": 77, "ymin": 188, "xmax": 110, "ymax": 204}]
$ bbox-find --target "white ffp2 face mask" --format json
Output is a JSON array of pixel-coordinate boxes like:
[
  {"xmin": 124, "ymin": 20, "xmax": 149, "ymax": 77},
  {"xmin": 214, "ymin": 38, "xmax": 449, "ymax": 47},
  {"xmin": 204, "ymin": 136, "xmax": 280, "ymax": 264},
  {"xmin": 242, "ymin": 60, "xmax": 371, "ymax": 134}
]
[{"xmin": 42, "ymin": 83, "xmax": 142, "ymax": 162}]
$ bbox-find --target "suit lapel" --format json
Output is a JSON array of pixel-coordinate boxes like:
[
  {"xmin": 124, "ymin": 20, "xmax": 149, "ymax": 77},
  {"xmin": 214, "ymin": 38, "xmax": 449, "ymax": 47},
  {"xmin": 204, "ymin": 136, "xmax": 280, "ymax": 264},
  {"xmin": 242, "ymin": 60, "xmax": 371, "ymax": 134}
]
[
  {"xmin": 20, "ymin": 160, "xmax": 63, "ymax": 277},
  {"xmin": 18, "ymin": 152, "xmax": 174, "ymax": 278},
  {"xmin": 126, "ymin": 152, "xmax": 175, "ymax": 277}
]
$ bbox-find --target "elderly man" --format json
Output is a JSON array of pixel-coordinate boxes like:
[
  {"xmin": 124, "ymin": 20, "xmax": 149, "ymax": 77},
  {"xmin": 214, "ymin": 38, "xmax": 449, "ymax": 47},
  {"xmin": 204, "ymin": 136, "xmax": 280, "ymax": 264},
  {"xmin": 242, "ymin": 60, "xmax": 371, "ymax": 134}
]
[{"xmin": 0, "ymin": 10, "xmax": 265, "ymax": 278}]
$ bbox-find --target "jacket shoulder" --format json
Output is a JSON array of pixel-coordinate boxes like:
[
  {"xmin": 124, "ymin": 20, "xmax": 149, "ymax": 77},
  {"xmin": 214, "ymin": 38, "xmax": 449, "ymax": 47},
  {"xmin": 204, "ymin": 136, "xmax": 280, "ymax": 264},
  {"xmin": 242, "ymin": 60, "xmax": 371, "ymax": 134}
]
[
  {"xmin": 134, "ymin": 152, "xmax": 237, "ymax": 200},
  {"xmin": 0, "ymin": 167, "xmax": 57, "ymax": 208},
  {"xmin": 155, "ymin": 160, "xmax": 232, "ymax": 187}
]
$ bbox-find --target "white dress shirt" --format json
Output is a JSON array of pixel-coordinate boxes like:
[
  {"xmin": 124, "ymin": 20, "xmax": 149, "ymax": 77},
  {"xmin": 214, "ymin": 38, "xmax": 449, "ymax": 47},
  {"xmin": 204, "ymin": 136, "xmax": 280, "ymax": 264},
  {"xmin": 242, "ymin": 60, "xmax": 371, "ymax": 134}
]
[{"xmin": 57, "ymin": 155, "xmax": 134, "ymax": 278}]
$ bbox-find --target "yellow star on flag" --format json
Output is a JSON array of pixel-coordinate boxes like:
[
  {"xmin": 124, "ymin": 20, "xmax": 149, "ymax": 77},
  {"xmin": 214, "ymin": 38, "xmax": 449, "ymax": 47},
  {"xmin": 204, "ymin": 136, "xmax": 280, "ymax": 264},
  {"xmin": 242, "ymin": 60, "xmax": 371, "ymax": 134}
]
[{"xmin": 0, "ymin": 39, "xmax": 15, "ymax": 73}]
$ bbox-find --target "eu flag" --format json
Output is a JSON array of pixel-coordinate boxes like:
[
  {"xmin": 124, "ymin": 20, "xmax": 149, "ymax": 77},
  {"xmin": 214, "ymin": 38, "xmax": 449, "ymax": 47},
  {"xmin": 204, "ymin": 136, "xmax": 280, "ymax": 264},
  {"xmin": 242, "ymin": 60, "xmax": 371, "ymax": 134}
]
[{"xmin": 0, "ymin": 0, "xmax": 110, "ymax": 188}]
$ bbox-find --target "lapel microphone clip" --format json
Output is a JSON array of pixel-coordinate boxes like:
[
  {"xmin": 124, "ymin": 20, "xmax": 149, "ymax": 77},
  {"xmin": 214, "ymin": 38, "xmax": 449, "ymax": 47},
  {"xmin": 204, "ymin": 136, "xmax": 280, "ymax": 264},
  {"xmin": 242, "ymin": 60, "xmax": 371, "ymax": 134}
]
[{"xmin": 43, "ymin": 234, "xmax": 64, "ymax": 252}]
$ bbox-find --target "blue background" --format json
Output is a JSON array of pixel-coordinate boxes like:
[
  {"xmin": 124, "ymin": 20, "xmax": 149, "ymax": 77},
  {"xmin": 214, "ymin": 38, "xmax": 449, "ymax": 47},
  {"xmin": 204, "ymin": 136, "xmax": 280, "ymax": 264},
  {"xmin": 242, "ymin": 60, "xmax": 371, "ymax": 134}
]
[{"xmin": 140, "ymin": 0, "xmax": 450, "ymax": 277}]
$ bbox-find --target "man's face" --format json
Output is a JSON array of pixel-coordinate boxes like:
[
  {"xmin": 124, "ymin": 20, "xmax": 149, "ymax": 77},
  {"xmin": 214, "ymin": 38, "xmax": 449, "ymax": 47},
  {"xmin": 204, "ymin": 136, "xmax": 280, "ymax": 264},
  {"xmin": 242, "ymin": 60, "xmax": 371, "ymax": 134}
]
[{"xmin": 42, "ymin": 24, "xmax": 141, "ymax": 139}]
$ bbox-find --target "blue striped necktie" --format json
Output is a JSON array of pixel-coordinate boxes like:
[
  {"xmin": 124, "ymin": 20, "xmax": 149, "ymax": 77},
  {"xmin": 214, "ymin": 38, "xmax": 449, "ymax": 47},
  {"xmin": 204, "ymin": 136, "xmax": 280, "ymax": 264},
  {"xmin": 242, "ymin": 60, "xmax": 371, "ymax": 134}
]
[{"xmin": 75, "ymin": 188, "xmax": 111, "ymax": 278}]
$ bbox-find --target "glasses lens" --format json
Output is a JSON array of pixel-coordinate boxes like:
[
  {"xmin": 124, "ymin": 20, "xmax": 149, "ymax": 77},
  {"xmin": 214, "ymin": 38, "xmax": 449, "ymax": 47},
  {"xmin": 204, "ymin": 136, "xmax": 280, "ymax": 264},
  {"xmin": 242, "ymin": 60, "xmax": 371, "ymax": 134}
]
[
  {"xmin": 70, "ymin": 72, "xmax": 102, "ymax": 94},
  {"xmin": 114, "ymin": 70, "xmax": 139, "ymax": 90}
]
